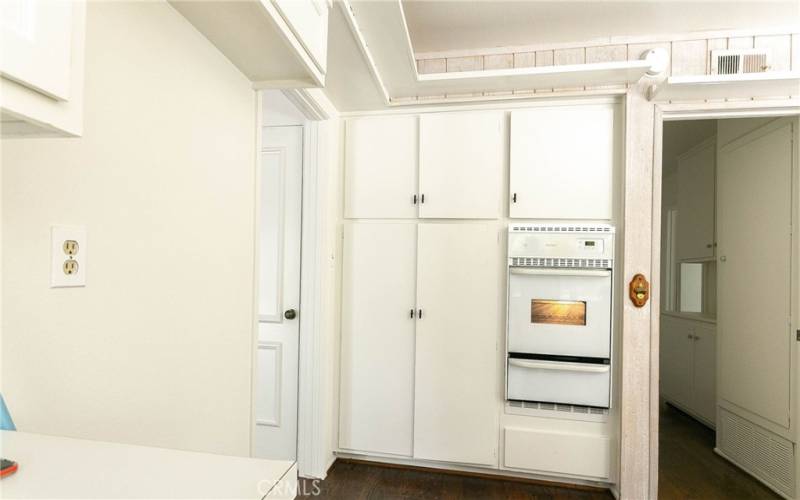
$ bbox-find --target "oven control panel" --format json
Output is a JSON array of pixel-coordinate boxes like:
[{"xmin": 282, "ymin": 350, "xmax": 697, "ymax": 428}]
[{"xmin": 508, "ymin": 224, "xmax": 615, "ymax": 262}]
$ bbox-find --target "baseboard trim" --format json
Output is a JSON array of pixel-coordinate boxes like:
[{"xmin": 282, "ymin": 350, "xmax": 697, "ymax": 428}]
[{"xmin": 334, "ymin": 455, "xmax": 612, "ymax": 493}]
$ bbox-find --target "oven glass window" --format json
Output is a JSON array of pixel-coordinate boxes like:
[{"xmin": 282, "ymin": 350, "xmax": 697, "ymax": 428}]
[{"xmin": 531, "ymin": 300, "xmax": 587, "ymax": 326}]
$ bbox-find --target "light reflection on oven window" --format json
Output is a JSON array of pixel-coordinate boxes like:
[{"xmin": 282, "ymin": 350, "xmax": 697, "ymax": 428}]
[{"xmin": 531, "ymin": 299, "xmax": 587, "ymax": 326}]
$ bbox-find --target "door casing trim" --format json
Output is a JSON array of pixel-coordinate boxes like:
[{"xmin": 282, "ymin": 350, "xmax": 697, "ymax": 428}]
[{"xmin": 643, "ymin": 98, "xmax": 800, "ymax": 499}]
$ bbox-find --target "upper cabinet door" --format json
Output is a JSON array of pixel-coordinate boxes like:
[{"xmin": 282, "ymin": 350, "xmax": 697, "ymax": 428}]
[
  {"xmin": 0, "ymin": 0, "xmax": 74, "ymax": 100},
  {"xmin": 344, "ymin": 115, "xmax": 418, "ymax": 219},
  {"xmin": 272, "ymin": 0, "xmax": 329, "ymax": 73},
  {"xmin": 676, "ymin": 139, "xmax": 715, "ymax": 260},
  {"xmin": 419, "ymin": 111, "xmax": 504, "ymax": 219},
  {"xmin": 414, "ymin": 223, "xmax": 500, "ymax": 466},
  {"xmin": 510, "ymin": 104, "xmax": 617, "ymax": 219}
]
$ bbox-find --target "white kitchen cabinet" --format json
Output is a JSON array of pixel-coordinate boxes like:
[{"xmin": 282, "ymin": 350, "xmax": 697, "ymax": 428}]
[
  {"xmin": 171, "ymin": 0, "xmax": 328, "ymax": 88},
  {"xmin": 509, "ymin": 104, "xmax": 617, "ymax": 219},
  {"xmin": 1, "ymin": 0, "xmax": 86, "ymax": 137},
  {"xmin": 344, "ymin": 115, "xmax": 418, "ymax": 219},
  {"xmin": 339, "ymin": 222, "xmax": 501, "ymax": 466},
  {"xmin": 414, "ymin": 223, "xmax": 500, "ymax": 466},
  {"xmin": 504, "ymin": 427, "xmax": 610, "ymax": 479},
  {"xmin": 660, "ymin": 315, "xmax": 716, "ymax": 427},
  {"xmin": 419, "ymin": 111, "xmax": 504, "ymax": 219},
  {"xmin": 677, "ymin": 139, "xmax": 716, "ymax": 260},
  {"xmin": 272, "ymin": 0, "xmax": 329, "ymax": 73},
  {"xmin": 339, "ymin": 222, "xmax": 417, "ymax": 456}
]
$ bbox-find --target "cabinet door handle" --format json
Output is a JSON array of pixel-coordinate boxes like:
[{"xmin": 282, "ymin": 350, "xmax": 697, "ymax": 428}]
[
  {"xmin": 512, "ymin": 193, "xmax": 517, "ymax": 203},
  {"xmin": 706, "ymin": 243, "xmax": 713, "ymax": 248},
  {"xmin": 410, "ymin": 308, "xmax": 415, "ymax": 319},
  {"xmin": 418, "ymin": 309, "xmax": 423, "ymax": 319},
  {"xmin": 687, "ymin": 334, "xmax": 693, "ymax": 339},
  {"xmin": 420, "ymin": 194, "xmax": 425, "ymax": 204},
  {"xmin": 413, "ymin": 194, "xmax": 418, "ymax": 205}
]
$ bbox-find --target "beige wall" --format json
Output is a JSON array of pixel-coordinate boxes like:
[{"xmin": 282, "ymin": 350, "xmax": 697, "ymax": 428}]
[
  {"xmin": 1, "ymin": 1, "xmax": 257, "ymax": 456},
  {"xmin": 717, "ymin": 116, "xmax": 777, "ymax": 147}
]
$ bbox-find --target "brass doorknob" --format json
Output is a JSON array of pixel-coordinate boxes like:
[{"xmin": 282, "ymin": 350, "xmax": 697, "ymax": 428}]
[{"xmin": 284, "ymin": 309, "xmax": 297, "ymax": 320}]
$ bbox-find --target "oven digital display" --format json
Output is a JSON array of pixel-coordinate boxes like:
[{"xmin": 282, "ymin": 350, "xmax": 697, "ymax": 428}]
[{"xmin": 531, "ymin": 300, "xmax": 587, "ymax": 326}]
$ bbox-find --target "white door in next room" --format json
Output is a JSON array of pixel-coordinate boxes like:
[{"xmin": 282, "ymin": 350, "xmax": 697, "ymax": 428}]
[{"xmin": 254, "ymin": 126, "xmax": 303, "ymax": 460}]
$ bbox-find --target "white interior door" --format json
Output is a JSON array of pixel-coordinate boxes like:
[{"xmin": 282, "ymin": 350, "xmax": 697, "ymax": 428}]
[
  {"xmin": 718, "ymin": 119, "xmax": 794, "ymax": 429},
  {"xmin": 414, "ymin": 223, "xmax": 500, "ymax": 466},
  {"xmin": 254, "ymin": 126, "xmax": 303, "ymax": 460},
  {"xmin": 339, "ymin": 222, "xmax": 417, "ymax": 456}
]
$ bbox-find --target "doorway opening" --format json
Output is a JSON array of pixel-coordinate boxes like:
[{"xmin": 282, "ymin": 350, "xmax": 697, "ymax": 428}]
[{"xmin": 658, "ymin": 116, "xmax": 798, "ymax": 498}]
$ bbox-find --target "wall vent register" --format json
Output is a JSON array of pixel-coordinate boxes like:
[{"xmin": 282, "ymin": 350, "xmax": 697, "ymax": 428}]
[
  {"xmin": 506, "ymin": 224, "xmax": 615, "ymax": 409},
  {"xmin": 712, "ymin": 49, "xmax": 771, "ymax": 75}
]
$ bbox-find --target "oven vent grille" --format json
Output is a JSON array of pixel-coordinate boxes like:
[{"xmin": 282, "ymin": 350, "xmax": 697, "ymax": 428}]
[
  {"xmin": 512, "ymin": 257, "xmax": 611, "ymax": 269},
  {"xmin": 510, "ymin": 224, "xmax": 614, "ymax": 234},
  {"xmin": 712, "ymin": 49, "xmax": 771, "ymax": 75},
  {"xmin": 508, "ymin": 400, "xmax": 608, "ymax": 416}
]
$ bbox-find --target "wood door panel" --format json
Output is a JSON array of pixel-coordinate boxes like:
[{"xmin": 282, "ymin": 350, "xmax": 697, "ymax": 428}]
[
  {"xmin": 345, "ymin": 115, "xmax": 418, "ymax": 219},
  {"xmin": 339, "ymin": 222, "xmax": 417, "ymax": 456},
  {"xmin": 413, "ymin": 223, "xmax": 500, "ymax": 466},
  {"xmin": 509, "ymin": 104, "xmax": 616, "ymax": 219},
  {"xmin": 419, "ymin": 111, "xmax": 504, "ymax": 219}
]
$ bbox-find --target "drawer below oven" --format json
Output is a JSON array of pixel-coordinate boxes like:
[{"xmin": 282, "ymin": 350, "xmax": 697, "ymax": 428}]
[{"xmin": 507, "ymin": 358, "xmax": 610, "ymax": 408}]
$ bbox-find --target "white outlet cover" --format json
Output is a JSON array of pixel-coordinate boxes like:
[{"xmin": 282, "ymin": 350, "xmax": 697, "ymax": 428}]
[{"xmin": 51, "ymin": 225, "xmax": 87, "ymax": 288}]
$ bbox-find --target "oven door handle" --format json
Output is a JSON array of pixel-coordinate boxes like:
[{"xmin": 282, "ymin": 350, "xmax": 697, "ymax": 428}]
[
  {"xmin": 509, "ymin": 358, "xmax": 610, "ymax": 373},
  {"xmin": 509, "ymin": 268, "xmax": 611, "ymax": 278}
]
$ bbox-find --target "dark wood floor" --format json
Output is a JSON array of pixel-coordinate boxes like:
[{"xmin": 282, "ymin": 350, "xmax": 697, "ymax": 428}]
[
  {"xmin": 297, "ymin": 404, "xmax": 780, "ymax": 499},
  {"xmin": 297, "ymin": 460, "xmax": 613, "ymax": 499},
  {"xmin": 659, "ymin": 402, "xmax": 779, "ymax": 499}
]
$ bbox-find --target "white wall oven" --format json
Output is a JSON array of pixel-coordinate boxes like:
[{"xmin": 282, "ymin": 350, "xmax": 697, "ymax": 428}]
[{"xmin": 506, "ymin": 224, "xmax": 615, "ymax": 408}]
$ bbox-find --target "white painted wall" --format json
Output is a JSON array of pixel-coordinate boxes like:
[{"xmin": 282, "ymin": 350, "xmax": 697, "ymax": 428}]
[
  {"xmin": 1, "ymin": 1, "xmax": 257, "ymax": 456},
  {"xmin": 262, "ymin": 90, "xmax": 306, "ymax": 127}
]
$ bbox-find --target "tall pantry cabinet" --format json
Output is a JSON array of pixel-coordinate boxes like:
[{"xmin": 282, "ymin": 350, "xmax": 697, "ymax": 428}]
[{"xmin": 338, "ymin": 111, "xmax": 503, "ymax": 466}]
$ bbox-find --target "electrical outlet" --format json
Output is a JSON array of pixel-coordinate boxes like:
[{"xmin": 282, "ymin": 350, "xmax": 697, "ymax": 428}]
[
  {"xmin": 63, "ymin": 240, "xmax": 79, "ymax": 256},
  {"xmin": 62, "ymin": 259, "xmax": 79, "ymax": 275},
  {"xmin": 51, "ymin": 225, "xmax": 86, "ymax": 288}
]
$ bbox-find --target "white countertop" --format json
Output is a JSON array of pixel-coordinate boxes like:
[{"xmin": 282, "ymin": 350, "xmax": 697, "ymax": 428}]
[{"xmin": 0, "ymin": 431, "xmax": 295, "ymax": 499}]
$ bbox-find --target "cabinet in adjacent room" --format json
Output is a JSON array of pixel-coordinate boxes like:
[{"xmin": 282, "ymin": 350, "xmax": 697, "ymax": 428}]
[
  {"xmin": 660, "ymin": 315, "xmax": 717, "ymax": 426},
  {"xmin": 338, "ymin": 222, "xmax": 500, "ymax": 465},
  {"xmin": 676, "ymin": 138, "xmax": 716, "ymax": 261},
  {"xmin": 419, "ymin": 111, "xmax": 505, "ymax": 219},
  {"xmin": 344, "ymin": 115, "xmax": 418, "ymax": 219},
  {"xmin": 509, "ymin": 104, "xmax": 618, "ymax": 219}
]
